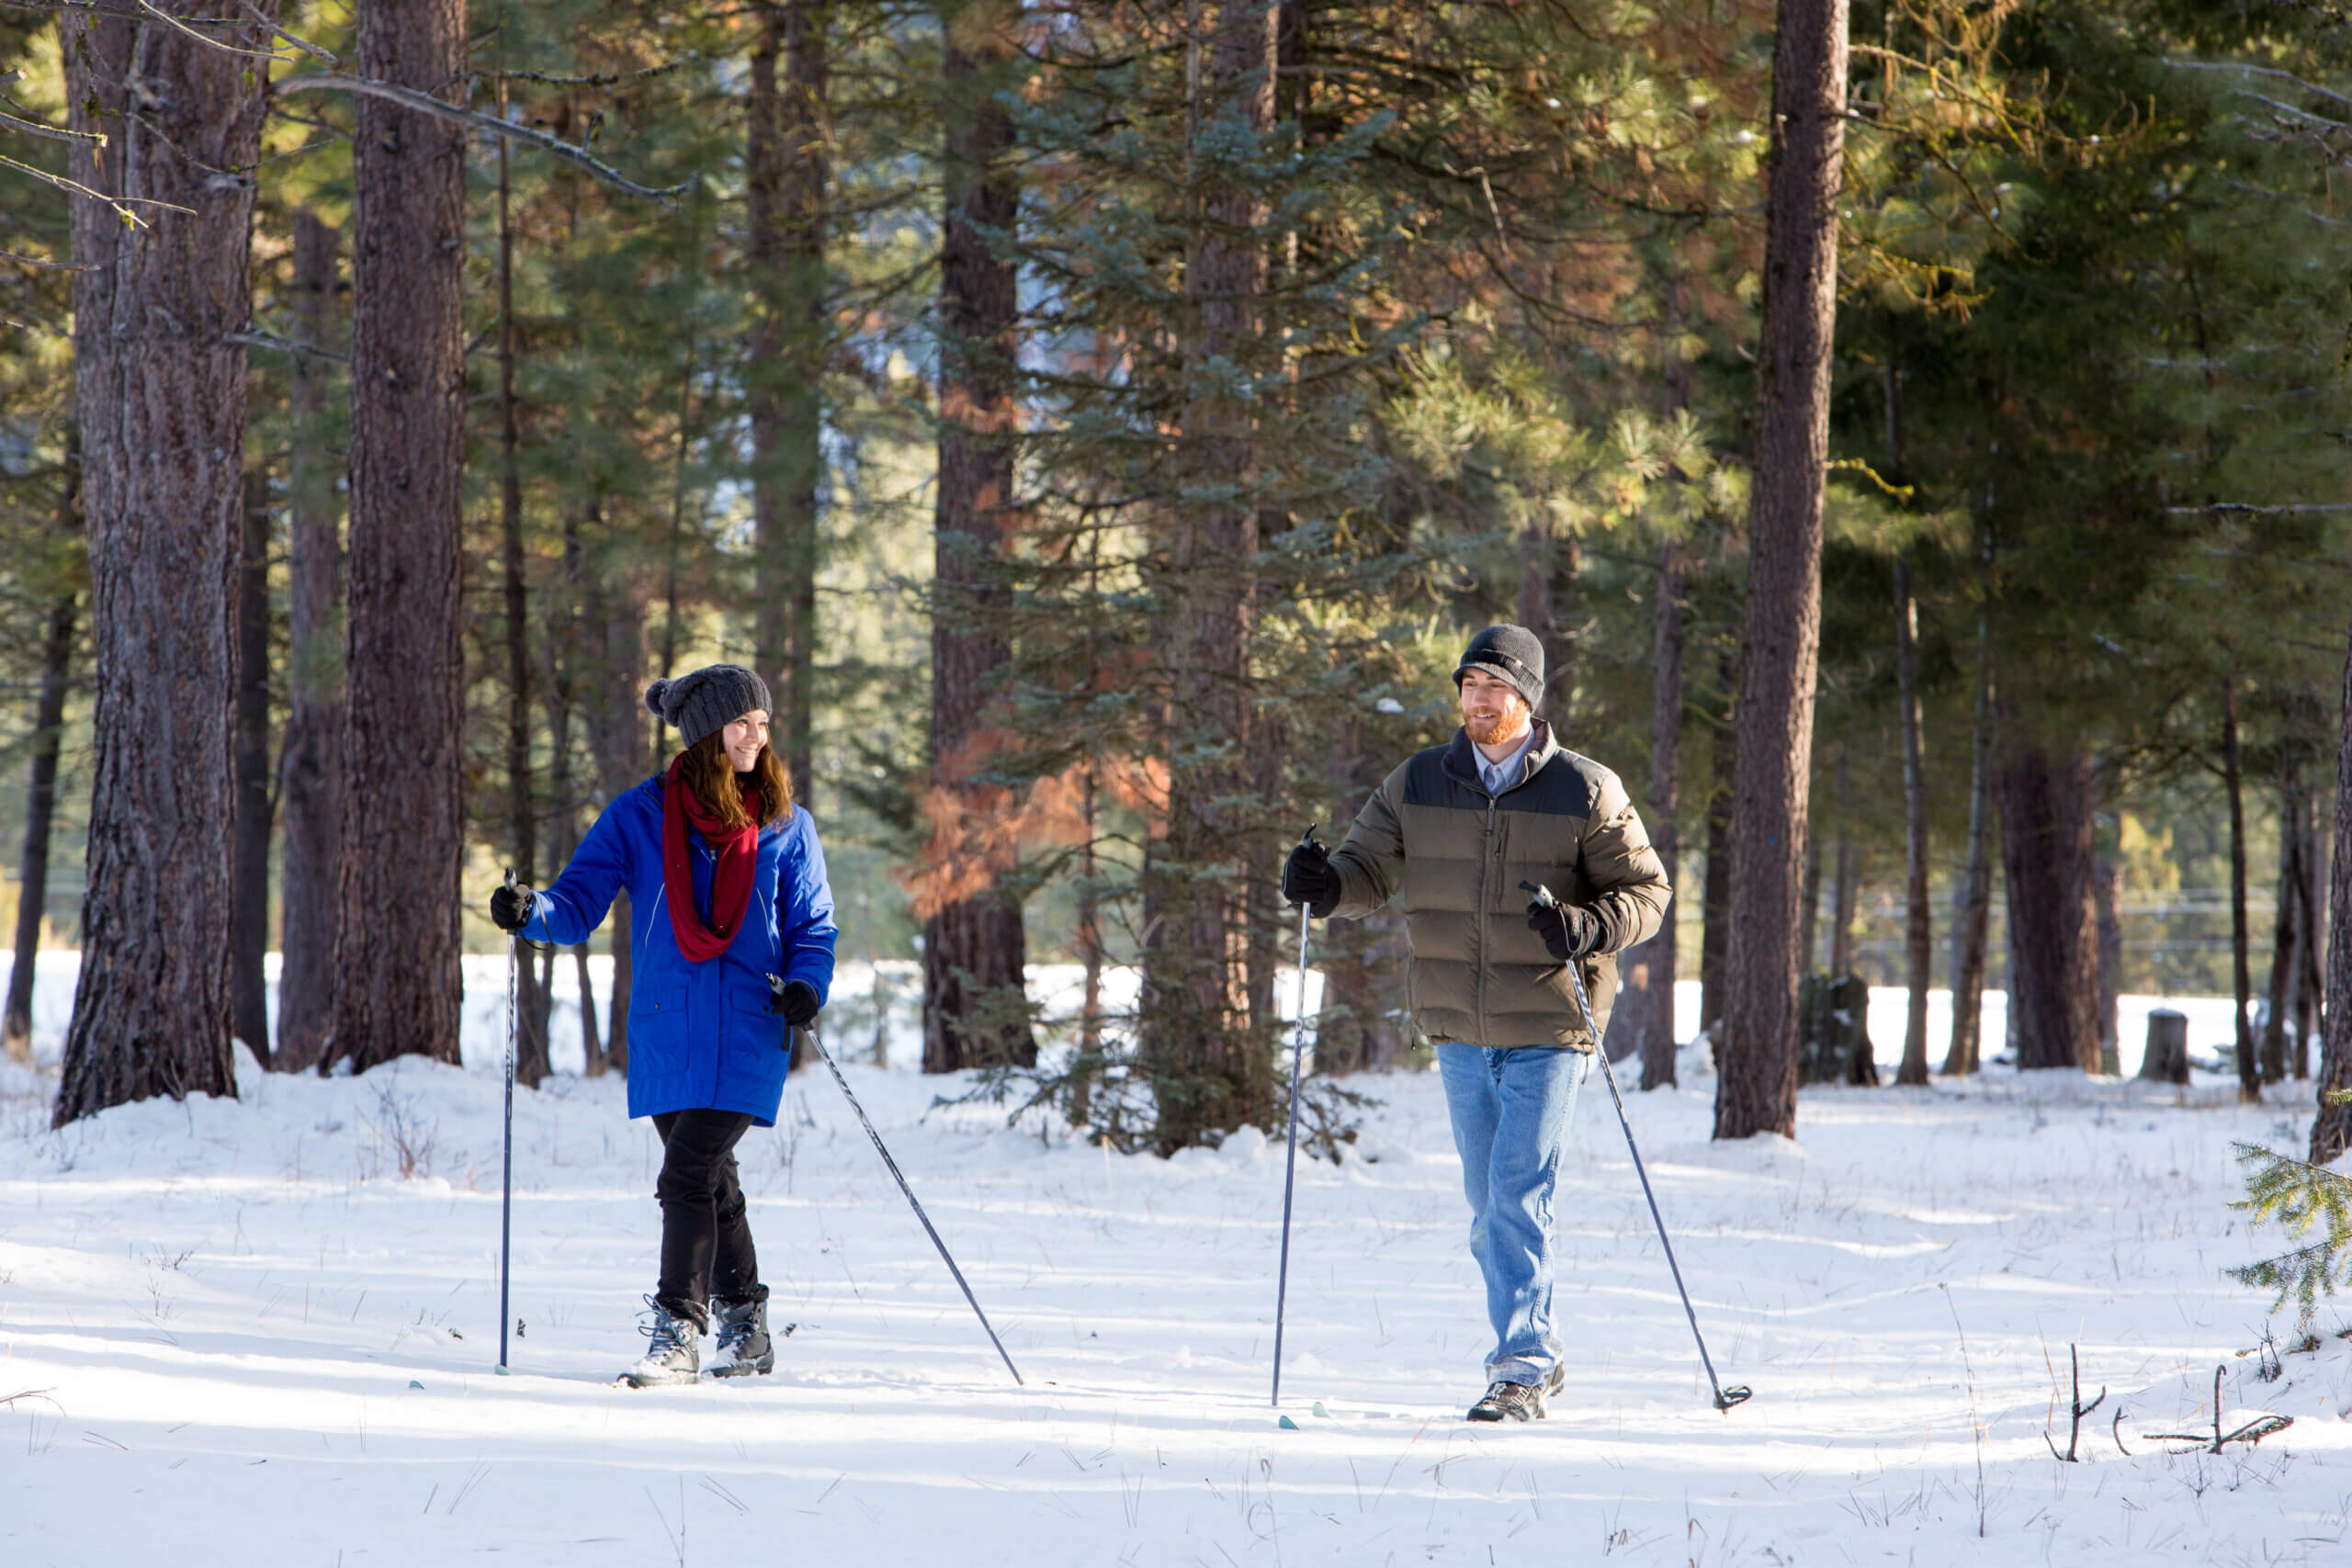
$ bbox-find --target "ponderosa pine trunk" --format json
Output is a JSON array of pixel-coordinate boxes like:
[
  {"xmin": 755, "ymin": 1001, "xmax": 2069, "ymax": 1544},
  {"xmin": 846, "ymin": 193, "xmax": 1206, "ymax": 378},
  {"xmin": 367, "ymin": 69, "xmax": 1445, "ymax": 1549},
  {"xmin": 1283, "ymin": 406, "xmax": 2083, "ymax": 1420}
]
[
  {"xmin": 1140, "ymin": 0, "xmax": 1279, "ymax": 1153},
  {"xmin": 3, "ymin": 520, "xmax": 76, "ymax": 1066},
  {"xmin": 922, "ymin": 0, "xmax": 1034, "ymax": 1073},
  {"xmin": 2223, "ymin": 682, "xmax": 2259, "ymax": 1102},
  {"xmin": 275, "ymin": 212, "xmax": 344, "ymax": 1073},
  {"xmin": 232, "ymin": 468, "xmax": 274, "ymax": 1064},
  {"xmin": 496, "ymin": 118, "xmax": 549, "ymax": 1088},
  {"xmin": 2307, "ymin": 615, "xmax": 2352, "ymax": 1163},
  {"xmin": 1996, "ymin": 735, "xmax": 2100, "ymax": 1072},
  {"xmin": 1699, "ymin": 719, "xmax": 1735, "ymax": 1038},
  {"xmin": 748, "ymin": 0, "xmax": 828, "ymax": 809},
  {"xmin": 334, "ymin": 0, "xmax": 469, "ymax": 1074},
  {"xmin": 1715, "ymin": 0, "xmax": 1848, "ymax": 1141},
  {"xmin": 1611, "ymin": 541, "xmax": 1685, "ymax": 1088},
  {"xmin": 1942, "ymin": 605, "xmax": 1995, "ymax": 1075},
  {"xmin": 583, "ymin": 524, "xmax": 646, "ymax": 1076},
  {"xmin": 1894, "ymin": 558, "xmax": 1930, "ymax": 1085},
  {"xmin": 52, "ymin": 0, "xmax": 275, "ymax": 1124}
]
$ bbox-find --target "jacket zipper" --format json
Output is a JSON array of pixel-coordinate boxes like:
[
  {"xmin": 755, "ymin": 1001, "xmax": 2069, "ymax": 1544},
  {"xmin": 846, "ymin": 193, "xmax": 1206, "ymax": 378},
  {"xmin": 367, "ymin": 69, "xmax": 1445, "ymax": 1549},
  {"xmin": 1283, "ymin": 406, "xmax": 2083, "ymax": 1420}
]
[{"xmin": 1478, "ymin": 786, "xmax": 1497, "ymax": 1046}]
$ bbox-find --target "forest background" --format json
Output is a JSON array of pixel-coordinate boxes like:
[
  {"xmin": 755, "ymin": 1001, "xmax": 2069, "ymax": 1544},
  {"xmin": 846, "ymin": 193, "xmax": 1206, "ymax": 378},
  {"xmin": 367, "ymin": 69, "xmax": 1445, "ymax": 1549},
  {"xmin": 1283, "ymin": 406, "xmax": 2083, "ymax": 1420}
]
[{"xmin": 4, "ymin": 0, "xmax": 2352, "ymax": 1165}]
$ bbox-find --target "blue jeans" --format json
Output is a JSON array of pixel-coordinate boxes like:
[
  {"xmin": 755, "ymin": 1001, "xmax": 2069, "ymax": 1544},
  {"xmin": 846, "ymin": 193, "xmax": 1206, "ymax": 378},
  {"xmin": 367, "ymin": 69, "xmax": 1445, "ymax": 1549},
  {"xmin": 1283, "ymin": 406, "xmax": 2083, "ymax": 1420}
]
[{"xmin": 1435, "ymin": 1043, "xmax": 1590, "ymax": 1387}]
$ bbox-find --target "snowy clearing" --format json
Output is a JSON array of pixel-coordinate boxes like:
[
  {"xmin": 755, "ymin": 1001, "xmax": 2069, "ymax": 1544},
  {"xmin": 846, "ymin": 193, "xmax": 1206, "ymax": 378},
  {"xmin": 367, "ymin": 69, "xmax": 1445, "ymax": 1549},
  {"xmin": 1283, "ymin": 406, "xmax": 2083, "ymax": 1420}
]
[{"xmin": 3, "ymin": 964, "xmax": 2347, "ymax": 1565}]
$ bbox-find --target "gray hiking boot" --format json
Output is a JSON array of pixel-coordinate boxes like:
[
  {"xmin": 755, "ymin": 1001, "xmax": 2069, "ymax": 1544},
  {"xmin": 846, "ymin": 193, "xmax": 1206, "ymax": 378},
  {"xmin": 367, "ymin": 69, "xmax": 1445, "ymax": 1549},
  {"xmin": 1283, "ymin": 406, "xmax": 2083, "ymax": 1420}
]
[
  {"xmin": 1467, "ymin": 1379, "xmax": 1546, "ymax": 1422},
  {"xmin": 709, "ymin": 1295, "xmax": 775, "ymax": 1379},
  {"xmin": 623, "ymin": 1297, "xmax": 702, "ymax": 1387}
]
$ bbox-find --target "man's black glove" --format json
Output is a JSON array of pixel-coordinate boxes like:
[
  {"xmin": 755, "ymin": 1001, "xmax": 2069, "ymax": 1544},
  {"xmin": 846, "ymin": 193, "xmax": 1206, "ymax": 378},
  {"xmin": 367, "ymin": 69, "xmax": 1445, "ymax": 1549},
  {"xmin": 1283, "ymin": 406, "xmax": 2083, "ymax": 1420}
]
[
  {"xmin": 768, "ymin": 976, "xmax": 820, "ymax": 1027},
  {"xmin": 1526, "ymin": 895, "xmax": 1602, "ymax": 961},
  {"xmin": 489, "ymin": 880, "xmax": 537, "ymax": 933},
  {"xmin": 1281, "ymin": 838, "xmax": 1341, "ymax": 917}
]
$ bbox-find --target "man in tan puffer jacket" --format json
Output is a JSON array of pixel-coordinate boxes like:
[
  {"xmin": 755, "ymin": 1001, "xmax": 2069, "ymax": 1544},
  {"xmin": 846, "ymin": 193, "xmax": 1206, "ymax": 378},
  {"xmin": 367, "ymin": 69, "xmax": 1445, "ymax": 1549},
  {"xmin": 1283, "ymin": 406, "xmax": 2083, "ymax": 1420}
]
[{"xmin": 1283, "ymin": 625, "xmax": 1671, "ymax": 1423}]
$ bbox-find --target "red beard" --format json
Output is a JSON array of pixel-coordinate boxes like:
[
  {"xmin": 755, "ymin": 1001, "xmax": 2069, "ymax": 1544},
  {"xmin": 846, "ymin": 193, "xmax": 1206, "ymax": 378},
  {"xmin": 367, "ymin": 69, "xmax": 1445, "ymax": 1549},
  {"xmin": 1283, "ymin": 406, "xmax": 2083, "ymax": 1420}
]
[{"xmin": 1464, "ymin": 708, "xmax": 1526, "ymax": 747}]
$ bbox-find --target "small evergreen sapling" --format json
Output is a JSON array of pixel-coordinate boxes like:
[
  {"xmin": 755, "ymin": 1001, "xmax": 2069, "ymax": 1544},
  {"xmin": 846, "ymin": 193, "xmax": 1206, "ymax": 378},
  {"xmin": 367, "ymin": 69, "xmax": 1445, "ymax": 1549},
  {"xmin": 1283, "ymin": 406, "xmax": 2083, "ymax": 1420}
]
[{"xmin": 2230, "ymin": 1097, "xmax": 2352, "ymax": 1325}]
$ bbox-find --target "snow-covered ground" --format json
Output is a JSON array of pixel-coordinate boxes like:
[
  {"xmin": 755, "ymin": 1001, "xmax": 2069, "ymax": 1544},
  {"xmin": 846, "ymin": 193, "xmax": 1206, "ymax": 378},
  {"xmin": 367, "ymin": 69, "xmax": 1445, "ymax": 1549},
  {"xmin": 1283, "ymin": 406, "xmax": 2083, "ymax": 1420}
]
[{"xmin": 4, "ymin": 960, "xmax": 2347, "ymax": 1565}]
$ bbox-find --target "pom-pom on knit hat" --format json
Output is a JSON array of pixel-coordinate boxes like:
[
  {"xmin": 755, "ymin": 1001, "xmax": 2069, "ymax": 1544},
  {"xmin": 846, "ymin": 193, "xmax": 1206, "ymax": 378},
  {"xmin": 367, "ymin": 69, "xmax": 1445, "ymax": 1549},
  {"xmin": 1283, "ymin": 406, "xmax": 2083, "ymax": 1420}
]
[{"xmin": 644, "ymin": 663, "xmax": 774, "ymax": 751}]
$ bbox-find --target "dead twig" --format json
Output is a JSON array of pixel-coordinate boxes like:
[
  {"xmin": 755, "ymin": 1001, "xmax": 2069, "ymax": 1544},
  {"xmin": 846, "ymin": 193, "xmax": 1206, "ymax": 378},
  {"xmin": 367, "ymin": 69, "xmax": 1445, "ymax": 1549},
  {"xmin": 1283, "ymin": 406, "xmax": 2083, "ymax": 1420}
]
[
  {"xmin": 2044, "ymin": 1344, "xmax": 2107, "ymax": 1462},
  {"xmin": 2141, "ymin": 1364, "xmax": 2296, "ymax": 1452}
]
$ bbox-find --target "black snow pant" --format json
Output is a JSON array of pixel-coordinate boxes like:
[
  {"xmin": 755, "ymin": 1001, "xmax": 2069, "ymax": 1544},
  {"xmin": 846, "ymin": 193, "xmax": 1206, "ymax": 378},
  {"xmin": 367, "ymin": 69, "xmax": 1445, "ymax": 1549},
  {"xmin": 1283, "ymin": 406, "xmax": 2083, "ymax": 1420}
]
[{"xmin": 652, "ymin": 1110, "xmax": 767, "ymax": 1329}]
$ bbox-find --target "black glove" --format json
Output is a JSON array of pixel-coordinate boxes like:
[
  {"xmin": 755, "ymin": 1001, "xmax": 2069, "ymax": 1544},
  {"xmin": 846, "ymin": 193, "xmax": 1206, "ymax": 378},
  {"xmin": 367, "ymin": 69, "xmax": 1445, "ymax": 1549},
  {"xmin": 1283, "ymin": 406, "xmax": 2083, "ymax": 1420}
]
[
  {"xmin": 768, "ymin": 976, "xmax": 820, "ymax": 1027},
  {"xmin": 489, "ymin": 881, "xmax": 537, "ymax": 933},
  {"xmin": 1281, "ymin": 839, "xmax": 1342, "ymax": 917},
  {"xmin": 1527, "ymin": 895, "xmax": 1602, "ymax": 961}
]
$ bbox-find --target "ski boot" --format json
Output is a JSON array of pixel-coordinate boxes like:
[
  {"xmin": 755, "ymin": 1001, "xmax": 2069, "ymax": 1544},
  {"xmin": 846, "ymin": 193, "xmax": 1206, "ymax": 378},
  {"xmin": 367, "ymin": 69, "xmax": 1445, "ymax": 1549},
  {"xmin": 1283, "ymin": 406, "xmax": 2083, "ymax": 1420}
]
[
  {"xmin": 622, "ymin": 1297, "xmax": 702, "ymax": 1388},
  {"xmin": 708, "ymin": 1294, "xmax": 775, "ymax": 1379}
]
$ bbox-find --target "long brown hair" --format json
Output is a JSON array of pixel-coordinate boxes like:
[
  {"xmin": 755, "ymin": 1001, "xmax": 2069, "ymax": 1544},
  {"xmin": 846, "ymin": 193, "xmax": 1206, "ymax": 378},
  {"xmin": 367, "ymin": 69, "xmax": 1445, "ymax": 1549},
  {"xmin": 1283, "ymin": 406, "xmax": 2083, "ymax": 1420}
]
[{"xmin": 676, "ymin": 729, "xmax": 793, "ymax": 829}]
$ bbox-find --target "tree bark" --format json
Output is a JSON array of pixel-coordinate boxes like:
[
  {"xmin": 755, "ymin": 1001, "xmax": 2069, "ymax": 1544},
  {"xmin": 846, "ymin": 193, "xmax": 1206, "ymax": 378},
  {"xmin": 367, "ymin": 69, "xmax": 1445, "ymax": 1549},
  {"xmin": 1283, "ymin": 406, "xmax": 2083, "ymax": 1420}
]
[
  {"xmin": 922, "ymin": 0, "xmax": 1034, "ymax": 1073},
  {"xmin": 582, "ymin": 518, "xmax": 646, "ymax": 1076},
  {"xmin": 3, "ymin": 450, "xmax": 78, "ymax": 1064},
  {"xmin": 1715, "ymin": 0, "xmax": 1848, "ymax": 1141},
  {"xmin": 1941, "ymin": 606, "xmax": 1995, "ymax": 1076},
  {"xmin": 232, "ymin": 468, "xmax": 275, "ymax": 1064},
  {"xmin": 1894, "ymin": 559, "xmax": 1930, "ymax": 1085},
  {"xmin": 497, "ymin": 114, "xmax": 549, "ymax": 1088},
  {"xmin": 748, "ymin": 0, "xmax": 828, "ymax": 809},
  {"xmin": 334, "ymin": 0, "xmax": 469, "ymax": 1074},
  {"xmin": 1827, "ymin": 750, "xmax": 1861, "ymax": 976},
  {"xmin": 1699, "ymin": 718, "xmax": 1735, "ymax": 1038},
  {"xmin": 2222, "ymin": 682, "xmax": 2259, "ymax": 1102},
  {"xmin": 2095, "ymin": 857, "xmax": 2122, "ymax": 1071},
  {"xmin": 1610, "ymin": 541, "xmax": 1685, "ymax": 1088},
  {"xmin": 275, "ymin": 212, "xmax": 344, "ymax": 1073},
  {"xmin": 1140, "ymin": 0, "xmax": 1280, "ymax": 1153},
  {"xmin": 1996, "ymin": 736, "xmax": 2100, "ymax": 1072},
  {"xmin": 2312, "ymin": 613, "xmax": 2352, "ymax": 1160},
  {"xmin": 2294, "ymin": 780, "xmax": 2324, "ymax": 1080},
  {"xmin": 52, "ymin": 0, "xmax": 275, "ymax": 1124}
]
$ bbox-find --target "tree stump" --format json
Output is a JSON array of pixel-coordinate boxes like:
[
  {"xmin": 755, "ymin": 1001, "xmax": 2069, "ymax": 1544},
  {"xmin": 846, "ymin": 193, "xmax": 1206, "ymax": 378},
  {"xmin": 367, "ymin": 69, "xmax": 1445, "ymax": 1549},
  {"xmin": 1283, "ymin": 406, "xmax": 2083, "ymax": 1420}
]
[
  {"xmin": 1797, "ymin": 974, "xmax": 1879, "ymax": 1086},
  {"xmin": 2138, "ymin": 1009, "xmax": 2189, "ymax": 1085}
]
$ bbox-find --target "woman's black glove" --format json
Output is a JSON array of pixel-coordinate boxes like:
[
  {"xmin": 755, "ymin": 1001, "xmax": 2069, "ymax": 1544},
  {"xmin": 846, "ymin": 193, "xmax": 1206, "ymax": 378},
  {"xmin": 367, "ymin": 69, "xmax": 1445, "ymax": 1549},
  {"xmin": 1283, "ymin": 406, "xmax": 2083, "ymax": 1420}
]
[
  {"xmin": 768, "ymin": 976, "xmax": 820, "ymax": 1027},
  {"xmin": 1527, "ymin": 895, "xmax": 1602, "ymax": 961},
  {"xmin": 489, "ymin": 880, "xmax": 537, "ymax": 933},
  {"xmin": 1281, "ymin": 839, "xmax": 1342, "ymax": 917}
]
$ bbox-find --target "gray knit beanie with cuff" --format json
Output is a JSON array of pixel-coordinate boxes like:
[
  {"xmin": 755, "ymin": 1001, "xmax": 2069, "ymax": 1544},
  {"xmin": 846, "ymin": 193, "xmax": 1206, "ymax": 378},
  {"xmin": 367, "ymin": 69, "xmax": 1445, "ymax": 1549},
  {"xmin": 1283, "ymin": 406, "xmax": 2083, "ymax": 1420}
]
[
  {"xmin": 644, "ymin": 663, "xmax": 774, "ymax": 751},
  {"xmin": 1453, "ymin": 625, "xmax": 1546, "ymax": 712}
]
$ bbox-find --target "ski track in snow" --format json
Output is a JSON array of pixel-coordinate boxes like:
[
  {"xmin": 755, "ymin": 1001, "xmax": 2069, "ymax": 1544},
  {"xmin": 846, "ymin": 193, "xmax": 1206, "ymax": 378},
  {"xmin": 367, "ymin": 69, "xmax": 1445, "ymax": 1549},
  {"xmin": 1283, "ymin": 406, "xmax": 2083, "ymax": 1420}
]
[{"xmin": 2, "ymin": 966, "xmax": 2348, "ymax": 1564}]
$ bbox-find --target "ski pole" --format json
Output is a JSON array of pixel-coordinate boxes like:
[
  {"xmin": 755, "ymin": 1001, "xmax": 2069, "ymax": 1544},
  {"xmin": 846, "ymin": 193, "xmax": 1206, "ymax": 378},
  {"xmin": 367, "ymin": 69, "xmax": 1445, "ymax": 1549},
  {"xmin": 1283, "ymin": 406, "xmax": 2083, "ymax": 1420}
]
[
  {"xmin": 1523, "ymin": 880, "xmax": 1752, "ymax": 1413},
  {"xmin": 792, "ymin": 1014, "xmax": 1025, "ymax": 1387},
  {"xmin": 1271, "ymin": 824, "xmax": 1319, "ymax": 1408},
  {"xmin": 498, "ymin": 869, "xmax": 519, "ymax": 1375}
]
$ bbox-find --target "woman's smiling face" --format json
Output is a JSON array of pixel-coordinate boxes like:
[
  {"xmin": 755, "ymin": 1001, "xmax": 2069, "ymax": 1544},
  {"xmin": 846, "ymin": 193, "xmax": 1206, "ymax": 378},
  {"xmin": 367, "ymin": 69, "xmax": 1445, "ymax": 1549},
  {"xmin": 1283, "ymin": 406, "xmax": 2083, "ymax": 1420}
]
[{"xmin": 721, "ymin": 710, "xmax": 770, "ymax": 773}]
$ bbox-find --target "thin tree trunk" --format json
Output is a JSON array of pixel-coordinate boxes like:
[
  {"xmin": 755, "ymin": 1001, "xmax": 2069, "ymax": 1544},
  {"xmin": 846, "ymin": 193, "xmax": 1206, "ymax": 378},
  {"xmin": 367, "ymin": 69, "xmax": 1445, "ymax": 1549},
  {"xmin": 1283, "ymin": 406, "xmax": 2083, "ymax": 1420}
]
[
  {"xmin": 583, "ymin": 515, "xmax": 645, "ymax": 1077},
  {"xmin": 275, "ymin": 212, "xmax": 344, "ymax": 1073},
  {"xmin": 1140, "ymin": 0, "xmax": 1279, "ymax": 1153},
  {"xmin": 1996, "ymin": 735, "xmax": 2100, "ymax": 1072},
  {"xmin": 748, "ymin": 0, "xmax": 828, "ymax": 810},
  {"xmin": 1716, "ymin": 0, "xmax": 1849, "ymax": 1141},
  {"xmin": 2262, "ymin": 771, "xmax": 2300, "ymax": 1083},
  {"xmin": 232, "ymin": 468, "xmax": 275, "ymax": 1065},
  {"xmin": 3, "ymin": 446, "xmax": 77, "ymax": 1064},
  {"xmin": 1798, "ymin": 809, "xmax": 1821, "ymax": 974},
  {"xmin": 1611, "ymin": 542, "xmax": 1685, "ymax": 1088},
  {"xmin": 2095, "ymin": 857, "xmax": 2122, "ymax": 1069},
  {"xmin": 53, "ymin": 0, "xmax": 276, "ymax": 1124},
  {"xmin": 334, "ymin": 0, "xmax": 469, "ymax": 1076},
  {"xmin": 548, "ymin": 505, "xmax": 602, "ymax": 1075},
  {"xmin": 1894, "ymin": 559, "xmax": 1930, "ymax": 1085},
  {"xmin": 497, "ymin": 110, "xmax": 549, "ymax": 1088},
  {"xmin": 2295, "ymin": 784, "xmax": 2324, "ymax": 1080},
  {"xmin": 1828, "ymin": 749, "xmax": 1860, "ymax": 976},
  {"xmin": 922, "ymin": 0, "xmax": 1034, "ymax": 1073},
  {"xmin": 2307, "ymin": 613, "xmax": 2352, "ymax": 1162},
  {"xmin": 1699, "ymin": 721, "xmax": 1735, "ymax": 1037},
  {"xmin": 1942, "ymin": 606, "xmax": 1995, "ymax": 1076},
  {"xmin": 2223, "ymin": 681, "xmax": 2258, "ymax": 1103}
]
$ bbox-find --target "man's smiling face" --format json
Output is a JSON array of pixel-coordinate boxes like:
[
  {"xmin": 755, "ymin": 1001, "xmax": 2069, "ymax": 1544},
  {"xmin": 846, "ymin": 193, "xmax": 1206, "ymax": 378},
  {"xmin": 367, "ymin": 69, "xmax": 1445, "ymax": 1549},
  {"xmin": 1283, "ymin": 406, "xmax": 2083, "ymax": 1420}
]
[{"xmin": 1458, "ymin": 667, "xmax": 1531, "ymax": 749}]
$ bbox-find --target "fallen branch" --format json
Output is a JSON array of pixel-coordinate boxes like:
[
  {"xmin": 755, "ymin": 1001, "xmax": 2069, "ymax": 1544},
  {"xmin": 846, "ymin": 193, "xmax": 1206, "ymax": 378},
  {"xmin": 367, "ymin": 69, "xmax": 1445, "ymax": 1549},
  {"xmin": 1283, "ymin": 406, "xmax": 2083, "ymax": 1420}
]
[{"xmin": 2141, "ymin": 1364, "xmax": 2296, "ymax": 1453}]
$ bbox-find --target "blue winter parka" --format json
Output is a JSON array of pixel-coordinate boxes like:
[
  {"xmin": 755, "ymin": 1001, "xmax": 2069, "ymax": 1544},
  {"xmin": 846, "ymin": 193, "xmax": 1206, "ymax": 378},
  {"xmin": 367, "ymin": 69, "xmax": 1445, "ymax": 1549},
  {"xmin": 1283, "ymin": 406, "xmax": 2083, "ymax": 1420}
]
[{"xmin": 520, "ymin": 773, "xmax": 837, "ymax": 1126}]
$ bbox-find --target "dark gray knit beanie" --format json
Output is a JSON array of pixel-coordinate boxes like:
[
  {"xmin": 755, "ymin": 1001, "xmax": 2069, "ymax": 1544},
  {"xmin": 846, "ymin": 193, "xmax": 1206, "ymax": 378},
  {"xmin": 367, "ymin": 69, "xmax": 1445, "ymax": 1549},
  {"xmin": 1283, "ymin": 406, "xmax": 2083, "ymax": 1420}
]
[
  {"xmin": 1453, "ymin": 625, "xmax": 1545, "ymax": 712},
  {"xmin": 644, "ymin": 663, "xmax": 774, "ymax": 751}
]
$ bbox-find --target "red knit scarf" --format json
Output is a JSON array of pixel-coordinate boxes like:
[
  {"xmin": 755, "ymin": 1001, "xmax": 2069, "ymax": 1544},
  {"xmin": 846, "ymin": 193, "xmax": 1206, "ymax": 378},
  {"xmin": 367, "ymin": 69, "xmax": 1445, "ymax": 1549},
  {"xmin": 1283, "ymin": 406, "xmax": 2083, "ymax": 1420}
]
[{"xmin": 662, "ymin": 755, "xmax": 762, "ymax": 963}]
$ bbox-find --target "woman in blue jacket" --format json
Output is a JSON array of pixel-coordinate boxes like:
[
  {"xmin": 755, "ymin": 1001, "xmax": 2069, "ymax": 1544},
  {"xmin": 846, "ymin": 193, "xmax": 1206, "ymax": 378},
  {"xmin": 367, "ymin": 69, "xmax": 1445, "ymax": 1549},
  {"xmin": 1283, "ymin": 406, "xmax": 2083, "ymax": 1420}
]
[{"xmin": 490, "ymin": 663, "xmax": 837, "ymax": 1387}]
